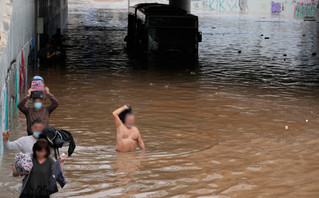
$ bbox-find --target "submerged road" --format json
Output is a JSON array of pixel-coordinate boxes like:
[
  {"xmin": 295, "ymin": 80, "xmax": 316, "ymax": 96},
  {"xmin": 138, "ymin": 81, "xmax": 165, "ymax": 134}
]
[{"xmin": 1, "ymin": 0, "xmax": 319, "ymax": 197}]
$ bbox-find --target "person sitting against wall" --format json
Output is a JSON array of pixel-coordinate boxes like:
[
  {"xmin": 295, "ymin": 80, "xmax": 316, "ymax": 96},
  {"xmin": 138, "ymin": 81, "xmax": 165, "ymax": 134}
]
[
  {"xmin": 18, "ymin": 139, "xmax": 66, "ymax": 198},
  {"xmin": 18, "ymin": 87, "xmax": 59, "ymax": 135},
  {"xmin": 2, "ymin": 119, "xmax": 45, "ymax": 153}
]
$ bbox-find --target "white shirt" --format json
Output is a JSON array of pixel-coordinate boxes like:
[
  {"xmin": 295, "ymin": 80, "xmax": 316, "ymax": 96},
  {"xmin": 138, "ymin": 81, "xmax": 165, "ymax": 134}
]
[{"xmin": 4, "ymin": 136, "xmax": 37, "ymax": 153}]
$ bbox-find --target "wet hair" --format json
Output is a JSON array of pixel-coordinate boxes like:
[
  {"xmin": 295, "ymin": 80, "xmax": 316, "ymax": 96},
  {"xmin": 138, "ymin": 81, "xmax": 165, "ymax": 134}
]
[
  {"xmin": 31, "ymin": 119, "xmax": 44, "ymax": 126},
  {"xmin": 33, "ymin": 139, "xmax": 51, "ymax": 158},
  {"xmin": 118, "ymin": 107, "xmax": 133, "ymax": 124}
]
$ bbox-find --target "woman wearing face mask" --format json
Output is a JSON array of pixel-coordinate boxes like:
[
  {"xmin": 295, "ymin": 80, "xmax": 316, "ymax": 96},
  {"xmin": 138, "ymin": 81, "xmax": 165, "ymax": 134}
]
[
  {"xmin": 18, "ymin": 87, "xmax": 59, "ymax": 136},
  {"xmin": 19, "ymin": 139, "xmax": 66, "ymax": 198}
]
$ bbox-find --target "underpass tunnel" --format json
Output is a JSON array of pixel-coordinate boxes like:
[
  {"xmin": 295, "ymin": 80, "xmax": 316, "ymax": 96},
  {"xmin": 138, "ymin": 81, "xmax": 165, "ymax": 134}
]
[{"xmin": 0, "ymin": 0, "xmax": 319, "ymax": 197}]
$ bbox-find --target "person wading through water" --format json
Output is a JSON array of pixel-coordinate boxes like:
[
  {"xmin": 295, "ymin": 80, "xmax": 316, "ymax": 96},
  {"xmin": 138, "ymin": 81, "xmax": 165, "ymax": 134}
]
[
  {"xmin": 18, "ymin": 139, "xmax": 66, "ymax": 198},
  {"xmin": 18, "ymin": 86, "xmax": 59, "ymax": 135},
  {"xmin": 112, "ymin": 105, "xmax": 146, "ymax": 152}
]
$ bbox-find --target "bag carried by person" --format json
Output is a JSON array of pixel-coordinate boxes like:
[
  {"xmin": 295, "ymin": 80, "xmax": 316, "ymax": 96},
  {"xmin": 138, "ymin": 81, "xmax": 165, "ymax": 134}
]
[
  {"xmin": 13, "ymin": 152, "xmax": 33, "ymax": 176},
  {"xmin": 40, "ymin": 127, "xmax": 76, "ymax": 159},
  {"xmin": 30, "ymin": 76, "xmax": 45, "ymax": 100}
]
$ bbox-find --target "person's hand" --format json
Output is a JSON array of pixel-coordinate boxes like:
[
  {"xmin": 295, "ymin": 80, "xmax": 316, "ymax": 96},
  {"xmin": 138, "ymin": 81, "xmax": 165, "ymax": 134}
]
[
  {"xmin": 12, "ymin": 164, "xmax": 19, "ymax": 177},
  {"xmin": 27, "ymin": 88, "xmax": 33, "ymax": 97},
  {"xmin": 60, "ymin": 153, "xmax": 66, "ymax": 162},
  {"xmin": 2, "ymin": 130, "xmax": 10, "ymax": 142},
  {"xmin": 45, "ymin": 87, "xmax": 50, "ymax": 94}
]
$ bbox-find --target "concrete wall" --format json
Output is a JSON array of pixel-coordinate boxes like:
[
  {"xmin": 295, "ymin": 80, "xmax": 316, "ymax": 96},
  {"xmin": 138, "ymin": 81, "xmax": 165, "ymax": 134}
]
[
  {"xmin": 192, "ymin": 0, "xmax": 319, "ymax": 19},
  {"xmin": 0, "ymin": 0, "xmax": 36, "ymax": 161},
  {"xmin": 39, "ymin": 0, "xmax": 68, "ymax": 46},
  {"xmin": 0, "ymin": 0, "xmax": 68, "ymax": 160}
]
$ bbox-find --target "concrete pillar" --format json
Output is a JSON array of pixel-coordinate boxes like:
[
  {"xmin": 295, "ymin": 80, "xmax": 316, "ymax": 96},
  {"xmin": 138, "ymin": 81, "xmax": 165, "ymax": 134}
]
[{"xmin": 169, "ymin": 0, "xmax": 191, "ymax": 13}]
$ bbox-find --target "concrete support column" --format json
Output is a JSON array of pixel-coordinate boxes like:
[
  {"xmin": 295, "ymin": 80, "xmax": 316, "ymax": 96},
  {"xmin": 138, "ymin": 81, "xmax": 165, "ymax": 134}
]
[{"xmin": 169, "ymin": 0, "xmax": 191, "ymax": 13}]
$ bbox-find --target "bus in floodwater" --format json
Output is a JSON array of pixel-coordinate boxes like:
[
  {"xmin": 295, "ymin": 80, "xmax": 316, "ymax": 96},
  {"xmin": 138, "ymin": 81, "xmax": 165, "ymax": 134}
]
[{"xmin": 125, "ymin": 3, "xmax": 202, "ymax": 62}]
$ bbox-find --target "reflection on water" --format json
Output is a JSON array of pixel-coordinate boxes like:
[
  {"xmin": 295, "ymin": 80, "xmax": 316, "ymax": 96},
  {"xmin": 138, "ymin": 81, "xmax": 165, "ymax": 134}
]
[{"xmin": 0, "ymin": 0, "xmax": 319, "ymax": 197}]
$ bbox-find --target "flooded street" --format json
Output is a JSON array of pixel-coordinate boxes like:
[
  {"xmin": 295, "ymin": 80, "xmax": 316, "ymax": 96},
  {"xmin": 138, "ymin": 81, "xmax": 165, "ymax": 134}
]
[{"xmin": 1, "ymin": 0, "xmax": 319, "ymax": 197}]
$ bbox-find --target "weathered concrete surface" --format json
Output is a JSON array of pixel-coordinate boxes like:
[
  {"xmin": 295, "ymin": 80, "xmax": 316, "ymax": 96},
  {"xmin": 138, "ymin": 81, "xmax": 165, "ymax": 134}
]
[{"xmin": 0, "ymin": 0, "xmax": 68, "ymax": 160}]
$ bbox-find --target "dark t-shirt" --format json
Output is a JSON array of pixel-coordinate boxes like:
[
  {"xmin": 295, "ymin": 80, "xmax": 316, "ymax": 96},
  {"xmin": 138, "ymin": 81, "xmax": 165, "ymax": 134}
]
[{"xmin": 22, "ymin": 157, "xmax": 54, "ymax": 198}]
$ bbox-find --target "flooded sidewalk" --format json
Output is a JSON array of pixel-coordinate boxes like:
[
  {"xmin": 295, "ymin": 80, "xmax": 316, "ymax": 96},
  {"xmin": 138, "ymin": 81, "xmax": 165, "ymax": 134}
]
[{"xmin": 0, "ymin": 0, "xmax": 319, "ymax": 197}]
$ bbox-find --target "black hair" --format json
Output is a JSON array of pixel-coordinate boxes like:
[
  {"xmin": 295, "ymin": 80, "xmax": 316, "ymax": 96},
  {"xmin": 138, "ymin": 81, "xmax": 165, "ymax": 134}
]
[
  {"xmin": 31, "ymin": 119, "xmax": 44, "ymax": 126},
  {"xmin": 118, "ymin": 107, "xmax": 133, "ymax": 124},
  {"xmin": 33, "ymin": 139, "xmax": 51, "ymax": 158}
]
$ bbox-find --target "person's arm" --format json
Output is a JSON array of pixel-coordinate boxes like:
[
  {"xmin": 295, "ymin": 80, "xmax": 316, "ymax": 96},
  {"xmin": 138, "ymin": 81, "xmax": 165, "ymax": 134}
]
[
  {"xmin": 45, "ymin": 87, "xmax": 59, "ymax": 114},
  {"xmin": 60, "ymin": 155, "xmax": 66, "ymax": 171},
  {"xmin": 3, "ymin": 131, "xmax": 23, "ymax": 151},
  {"xmin": 137, "ymin": 131, "xmax": 146, "ymax": 150},
  {"xmin": 47, "ymin": 52, "xmax": 56, "ymax": 59},
  {"xmin": 112, "ymin": 105, "xmax": 129, "ymax": 127},
  {"xmin": 56, "ymin": 160, "xmax": 66, "ymax": 188},
  {"xmin": 17, "ymin": 89, "xmax": 32, "ymax": 115}
]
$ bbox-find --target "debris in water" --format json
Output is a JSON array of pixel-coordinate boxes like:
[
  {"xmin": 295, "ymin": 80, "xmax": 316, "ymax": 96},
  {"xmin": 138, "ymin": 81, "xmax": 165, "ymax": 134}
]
[
  {"xmin": 190, "ymin": 72, "xmax": 196, "ymax": 75},
  {"xmin": 265, "ymin": 37, "xmax": 270, "ymax": 39},
  {"xmin": 261, "ymin": 34, "xmax": 263, "ymax": 36},
  {"xmin": 283, "ymin": 54, "xmax": 287, "ymax": 56},
  {"xmin": 312, "ymin": 52, "xmax": 317, "ymax": 56},
  {"xmin": 306, "ymin": 119, "xmax": 308, "ymax": 123},
  {"xmin": 285, "ymin": 126, "xmax": 288, "ymax": 130},
  {"xmin": 238, "ymin": 50, "xmax": 241, "ymax": 53},
  {"xmin": 304, "ymin": 16, "xmax": 316, "ymax": 21}
]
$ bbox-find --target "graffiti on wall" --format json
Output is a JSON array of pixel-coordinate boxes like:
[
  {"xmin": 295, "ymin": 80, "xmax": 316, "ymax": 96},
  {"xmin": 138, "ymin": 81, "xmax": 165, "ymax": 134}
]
[
  {"xmin": 239, "ymin": 0, "xmax": 248, "ymax": 11},
  {"xmin": 6, "ymin": 60, "xmax": 18, "ymax": 129},
  {"xmin": 0, "ymin": 86, "xmax": 7, "ymax": 160},
  {"xmin": 203, "ymin": 0, "xmax": 319, "ymax": 19},
  {"xmin": 19, "ymin": 51, "xmax": 26, "ymax": 95},
  {"xmin": 208, "ymin": 0, "xmax": 248, "ymax": 11},
  {"xmin": 209, "ymin": 0, "xmax": 239, "ymax": 11},
  {"xmin": 0, "ymin": 38, "xmax": 33, "ymax": 136},
  {"xmin": 0, "ymin": 87, "xmax": 8, "ymax": 131},
  {"xmin": 294, "ymin": 0, "xmax": 318, "ymax": 17},
  {"xmin": 260, "ymin": 3, "xmax": 267, "ymax": 10},
  {"xmin": 272, "ymin": 2, "xmax": 282, "ymax": 13}
]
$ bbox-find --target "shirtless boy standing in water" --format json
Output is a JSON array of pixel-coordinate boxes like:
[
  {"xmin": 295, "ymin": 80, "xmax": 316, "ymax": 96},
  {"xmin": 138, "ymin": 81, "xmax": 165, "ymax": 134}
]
[{"xmin": 112, "ymin": 105, "xmax": 145, "ymax": 152}]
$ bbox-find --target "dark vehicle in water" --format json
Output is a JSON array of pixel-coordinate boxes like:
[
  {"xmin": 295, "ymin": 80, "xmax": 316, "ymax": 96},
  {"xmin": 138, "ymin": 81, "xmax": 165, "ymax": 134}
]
[{"xmin": 125, "ymin": 3, "xmax": 202, "ymax": 62}]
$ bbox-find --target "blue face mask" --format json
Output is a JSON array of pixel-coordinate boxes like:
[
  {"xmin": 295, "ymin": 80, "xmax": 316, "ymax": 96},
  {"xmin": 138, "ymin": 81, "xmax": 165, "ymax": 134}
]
[
  {"xmin": 34, "ymin": 102, "xmax": 42, "ymax": 109},
  {"xmin": 33, "ymin": 132, "xmax": 41, "ymax": 138}
]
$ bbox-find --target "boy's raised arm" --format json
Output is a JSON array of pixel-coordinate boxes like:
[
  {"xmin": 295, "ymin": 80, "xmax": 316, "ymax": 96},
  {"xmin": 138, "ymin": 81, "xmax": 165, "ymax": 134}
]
[{"xmin": 112, "ymin": 105, "xmax": 129, "ymax": 127}]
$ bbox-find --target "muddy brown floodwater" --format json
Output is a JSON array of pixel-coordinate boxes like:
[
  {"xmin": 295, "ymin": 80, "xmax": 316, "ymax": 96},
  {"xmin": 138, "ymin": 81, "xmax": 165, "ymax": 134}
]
[{"xmin": 1, "ymin": 0, "xmax": 319, "ymax": 197}]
